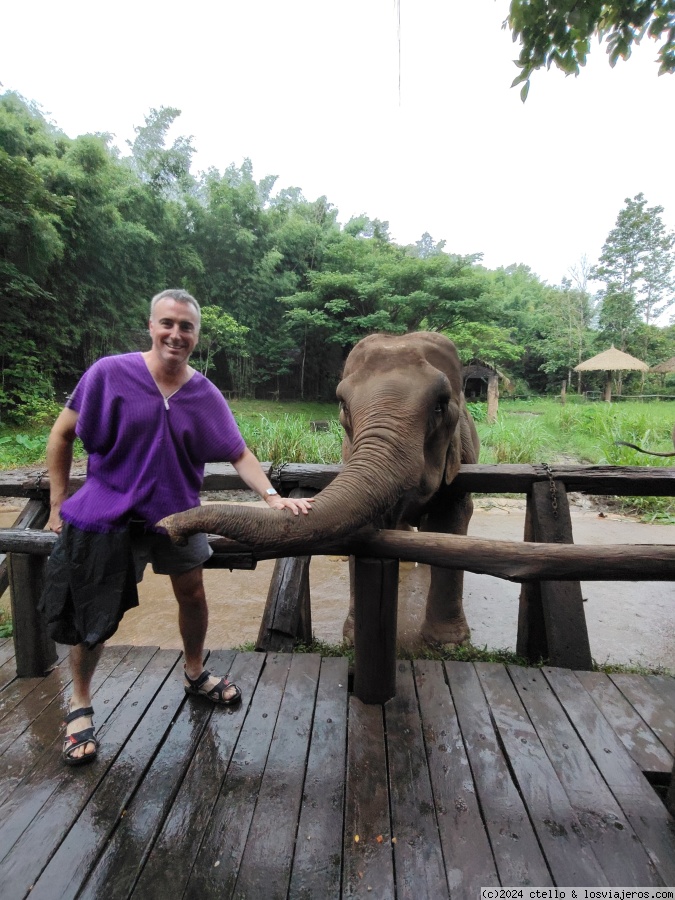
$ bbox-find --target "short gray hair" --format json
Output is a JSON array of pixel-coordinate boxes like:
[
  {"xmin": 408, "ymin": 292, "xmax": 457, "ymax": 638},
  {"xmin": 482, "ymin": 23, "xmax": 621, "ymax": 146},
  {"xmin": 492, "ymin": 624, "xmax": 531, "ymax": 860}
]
[{"xmin": 150, "ymin": 289, "xmax": 201, "ymax": 326}]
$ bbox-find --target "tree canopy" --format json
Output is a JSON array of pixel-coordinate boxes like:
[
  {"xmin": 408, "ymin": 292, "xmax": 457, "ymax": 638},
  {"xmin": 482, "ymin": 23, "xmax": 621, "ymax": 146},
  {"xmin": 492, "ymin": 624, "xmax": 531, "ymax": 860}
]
[
  {"xmin": 1, "ymin": 90, "xmax": 674, "ymax": 421},
  {"xmin": 507, "ymin": 1, "xmax": 675, "ymax": 100}
]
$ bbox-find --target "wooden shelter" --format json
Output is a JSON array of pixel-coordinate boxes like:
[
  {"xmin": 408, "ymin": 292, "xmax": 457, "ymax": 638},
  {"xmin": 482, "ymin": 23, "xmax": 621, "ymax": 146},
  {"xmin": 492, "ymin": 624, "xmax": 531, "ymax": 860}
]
[
  {"xmin": 462, "ymin": 360, "xmax": 511, "ymax": 423},
  {"xmin": 574, "ymin": 346, "xmax": 648, "ymax": 402},
  {"xmin": 651, "ymin": 356, "xmax": 675, "ymax": 374}
]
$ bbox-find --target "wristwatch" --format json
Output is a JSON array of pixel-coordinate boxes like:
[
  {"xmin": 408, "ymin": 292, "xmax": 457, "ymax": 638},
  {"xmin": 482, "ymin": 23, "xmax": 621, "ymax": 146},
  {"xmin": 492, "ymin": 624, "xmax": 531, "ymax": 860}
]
[{"xmin": 265, "ymin": 487, "xmax": 278, "ymax": 496}]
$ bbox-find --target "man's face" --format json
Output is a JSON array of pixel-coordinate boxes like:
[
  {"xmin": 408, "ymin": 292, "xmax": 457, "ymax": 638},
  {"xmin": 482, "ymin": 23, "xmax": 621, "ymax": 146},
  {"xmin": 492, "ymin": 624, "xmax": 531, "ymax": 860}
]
[{"xmin": 148, "ymin": 297, "xmax": 199, "ymax": 367}]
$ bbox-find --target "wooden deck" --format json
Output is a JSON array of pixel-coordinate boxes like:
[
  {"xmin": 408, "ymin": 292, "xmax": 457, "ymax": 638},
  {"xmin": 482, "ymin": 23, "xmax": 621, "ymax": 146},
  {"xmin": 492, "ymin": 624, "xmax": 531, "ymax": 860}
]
[{"xmin": 0, "ymin": 640, "xmax": 673, "ymax": 898}]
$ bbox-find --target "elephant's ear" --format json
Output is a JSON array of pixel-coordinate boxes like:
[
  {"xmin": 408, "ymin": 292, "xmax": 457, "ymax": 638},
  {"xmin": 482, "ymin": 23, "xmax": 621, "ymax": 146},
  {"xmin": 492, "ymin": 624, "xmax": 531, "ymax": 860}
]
[
  {"xmin": 444, "ymin": 428, "xmax": 463, "ymax": 485},
  {"xmin": 444, "ymin": 406, "xmax": 479, "ymax": 485}
]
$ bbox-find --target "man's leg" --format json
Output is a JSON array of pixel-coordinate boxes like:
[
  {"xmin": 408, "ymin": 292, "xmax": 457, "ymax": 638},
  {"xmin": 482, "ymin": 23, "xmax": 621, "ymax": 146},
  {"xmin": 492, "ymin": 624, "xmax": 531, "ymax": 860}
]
[
  {"xmin": 171, "ymin": 566, "xmax": 239, "ymax": 702},
  {"xmin": 65, "ymin": 642, "xmax": 103, "ymax": 761}
]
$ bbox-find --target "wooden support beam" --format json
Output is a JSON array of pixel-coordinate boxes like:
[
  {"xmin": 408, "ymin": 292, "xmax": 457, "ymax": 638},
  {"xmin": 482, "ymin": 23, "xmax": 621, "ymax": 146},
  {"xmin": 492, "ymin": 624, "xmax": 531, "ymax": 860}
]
[
  {"xmin": 256, "ymin": 488, "xmax": 317, "ymax": 652},
  {"xmin": 2, "ymin": 527, "xmax": 675, "ymax": 583},
  {"xmin": 352, "ymin": 557, "xmax": 398, "ymax": 705},
  {"xmin": 0, "ymin": 499, "xmax": 50, "ymax": 597},
  {"xmin": 7, "ymin": 499, "xmax": 57, "ymax": 676},
  {"xmin": 517, "ymin": 481, "xmax": 592, "ymax": 669}
]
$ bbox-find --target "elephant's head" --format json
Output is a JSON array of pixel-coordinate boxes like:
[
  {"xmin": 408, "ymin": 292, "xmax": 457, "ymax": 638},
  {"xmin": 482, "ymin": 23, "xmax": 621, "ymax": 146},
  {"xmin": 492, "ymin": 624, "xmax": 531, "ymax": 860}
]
[{"xmin": 158, "ymin": 332, "xmax": 479, "ymax": 552}]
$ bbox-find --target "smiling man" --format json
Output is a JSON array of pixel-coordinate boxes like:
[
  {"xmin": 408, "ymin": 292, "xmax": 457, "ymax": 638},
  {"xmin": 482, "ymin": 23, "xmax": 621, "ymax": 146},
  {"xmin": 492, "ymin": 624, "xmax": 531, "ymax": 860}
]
[{"xmin": 40, "ymin": 288, "xmax": 313, "ymax": 766}]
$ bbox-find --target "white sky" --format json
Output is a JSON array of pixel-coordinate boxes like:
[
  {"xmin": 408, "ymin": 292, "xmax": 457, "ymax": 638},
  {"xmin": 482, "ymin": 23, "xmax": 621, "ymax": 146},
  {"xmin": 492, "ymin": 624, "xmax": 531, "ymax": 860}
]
[{"xmin": 3, "ymin": 0, "xmax": 674, "ymax": 286}]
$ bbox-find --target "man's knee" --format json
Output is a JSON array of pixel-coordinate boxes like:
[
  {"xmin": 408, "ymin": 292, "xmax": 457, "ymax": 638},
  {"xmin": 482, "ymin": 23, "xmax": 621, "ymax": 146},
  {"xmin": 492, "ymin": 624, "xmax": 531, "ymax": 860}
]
[{"xmin": 171, "ymin": 567, "xmax": 206, "ymax": 606}]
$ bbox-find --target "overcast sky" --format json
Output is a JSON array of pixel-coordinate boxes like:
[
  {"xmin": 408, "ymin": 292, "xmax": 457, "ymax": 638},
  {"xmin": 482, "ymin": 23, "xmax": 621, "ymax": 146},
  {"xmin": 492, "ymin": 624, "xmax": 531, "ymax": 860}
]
[{"xmin": 3, "ymin": 0, "xmax": 674, "ymax": 286}]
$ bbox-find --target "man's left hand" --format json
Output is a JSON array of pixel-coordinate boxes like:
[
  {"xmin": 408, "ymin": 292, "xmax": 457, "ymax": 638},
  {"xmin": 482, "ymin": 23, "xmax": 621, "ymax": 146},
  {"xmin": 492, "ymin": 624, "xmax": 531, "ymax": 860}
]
[{"xmin": 265, "ymin": 495, "xmax": 315, "ymax": 516}]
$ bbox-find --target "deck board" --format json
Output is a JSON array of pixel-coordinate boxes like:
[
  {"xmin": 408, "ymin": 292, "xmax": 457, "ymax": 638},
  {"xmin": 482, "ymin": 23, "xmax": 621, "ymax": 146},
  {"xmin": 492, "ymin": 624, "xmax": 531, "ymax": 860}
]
[{"xmin": 0, "ymin": 648, "xmax": 672, "ymax": 899}]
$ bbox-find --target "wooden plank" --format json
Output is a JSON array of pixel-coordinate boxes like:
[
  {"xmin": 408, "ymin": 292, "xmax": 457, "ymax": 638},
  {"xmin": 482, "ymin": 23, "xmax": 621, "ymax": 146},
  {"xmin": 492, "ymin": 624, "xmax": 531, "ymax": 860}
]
[
  {"xmin": 129, "ymin": 651, "xmax": 265, "ymax": 900},
  {"xmin": 445, "ymin": 660, "xmax": 552, "ymax": 886},
  {"xmin": 508, "ymin": 665, "xmax": 662, "ymax": 886},
  {"xmin": 289, "ymin": 657, "xmax": 349, "ymax": 900},
  {"xmin": 517, "ymin": 500, "xmax": 548, "ymax": 663},
  {"xmin": 257, "ymin": 486, "xmax": 317, "ymax": 652},
  {"xmin": 181, "ymin": 652, "xmax": 292, "ymax": 899},
  {"xmin": 0, "ymin": 671, "xmax": 43, "ymax": 722},
  {"xmin": 342, "ymin": 696, "xmax": 395, "ymax": 898},
  {"xmin": 352, "ymin": 557, "xmax": 398, "ymax": 704},
  {"xmin": 5, "ymin": 461, "xmax": 675, "ymax": 499},
  {"xmin": 4, "ymin": 525, "xmax": 675, "ymax": 583},
  {"xmin": 78, "ymin": 651, "xmax": 258, "ymax": 900},
  {"xmin": 414, "ymin": 659, "xmax": 499, "ymax": 897},
  {"xmin": 8, "ymin": 551, "xmax": 57, "ymax": 676},
  {"xmin": 449, "ymin": 463, "xmax": 675, "ymax": 496},
  {"xmin": 0, "ymin": 647, "xmax": 173, "ymax": 900},
  {"xmin": 256, "ymin": 556, "xmax": 312, "ymax": 652},
  {"xmin": 543, "ymin": 667, "xmax": 675, "ymax": 885},
  {"xmin": 233, "ymin": 654, "xmax": 321, "ymax": 899},
  {"xmin": 384, "ymin": 661, "xmax": 449, "ymax": 899},
  {"xmin": 475, "ymin": 662, "xmax": 607, "ymax": 885},
  {"xmin": 0, "ymin": 636, "xmax": 16, "ymax": 667},
  {"xmin": 0, "ymin": 645, "xmax": 129, "ymax": 801},
  {"xmin": 27, "ymin": 648, "xmax": 188, "ymax": 900},
  {"xmin": 529, "ymin": 481, "xmax": 592, "ymax": 669},
  {"xmin": 574, "ymin": 670, "xmax": 674, "ymax": 773},
  {"xmin": 609, "ymin": 673, "xmax": 675, "ymax": 755}
]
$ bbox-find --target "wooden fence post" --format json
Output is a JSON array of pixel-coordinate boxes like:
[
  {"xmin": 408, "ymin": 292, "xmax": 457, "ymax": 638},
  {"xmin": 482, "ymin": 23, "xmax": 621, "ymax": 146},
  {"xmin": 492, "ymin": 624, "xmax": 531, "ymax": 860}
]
[
  {"xmin": 256, "ymin": 487, "xmax": 316, "ymax": 651},
  {"xmin": 8, "ymin": 498, "xmax": 57, "ymax": 676},
  {"xmin": 353, "ymin": 557, "xmax": 398, "ymax": 705},
  {"xmin": 517, "ymin": 480, "xmax": 592, "ymax": 669}
]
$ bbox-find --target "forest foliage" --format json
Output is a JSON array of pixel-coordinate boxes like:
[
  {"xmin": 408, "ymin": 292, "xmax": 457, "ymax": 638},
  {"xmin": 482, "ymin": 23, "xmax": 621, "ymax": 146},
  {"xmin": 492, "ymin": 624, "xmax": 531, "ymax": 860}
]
[{"xmin": 2, "ymin": 91, "xmax": 675, "ymax": 425}]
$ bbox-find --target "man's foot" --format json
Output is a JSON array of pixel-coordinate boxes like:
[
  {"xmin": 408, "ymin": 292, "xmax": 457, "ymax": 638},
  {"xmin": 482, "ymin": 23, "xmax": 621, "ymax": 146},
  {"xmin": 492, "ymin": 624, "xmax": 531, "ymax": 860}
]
[
  {"xmin": 184, "ymin": 667, "xmax": 242, "ymax": 705},
  {"xmin": 62, "ymin": 706, "xmax": 98, "ymax": 766}
]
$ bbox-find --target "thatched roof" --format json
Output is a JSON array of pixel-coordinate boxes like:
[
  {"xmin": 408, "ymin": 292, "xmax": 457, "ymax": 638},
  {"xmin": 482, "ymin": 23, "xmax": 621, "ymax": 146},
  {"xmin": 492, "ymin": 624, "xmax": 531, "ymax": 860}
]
[
  {"xmin": 650, "ymin": 356, "xmax": 675, "ymax": 374},
  {"xmin": 574, "ymin": 346, "xmax": 648, "ymax": 372}
]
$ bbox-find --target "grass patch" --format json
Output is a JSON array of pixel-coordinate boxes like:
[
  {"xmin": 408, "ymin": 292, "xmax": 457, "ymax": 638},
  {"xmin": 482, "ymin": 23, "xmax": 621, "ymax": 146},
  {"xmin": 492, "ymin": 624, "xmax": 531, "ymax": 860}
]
[{"xmin": 232, "ymin": 638, "xmax": 672, "ymax": 675}]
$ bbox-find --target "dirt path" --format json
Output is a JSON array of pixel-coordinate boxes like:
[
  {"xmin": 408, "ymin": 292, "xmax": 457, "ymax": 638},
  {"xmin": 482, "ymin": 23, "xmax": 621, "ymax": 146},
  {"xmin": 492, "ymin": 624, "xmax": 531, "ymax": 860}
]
[{"xmin": 2, "ymin": 497, "xmax": 674, "ymax": 669}]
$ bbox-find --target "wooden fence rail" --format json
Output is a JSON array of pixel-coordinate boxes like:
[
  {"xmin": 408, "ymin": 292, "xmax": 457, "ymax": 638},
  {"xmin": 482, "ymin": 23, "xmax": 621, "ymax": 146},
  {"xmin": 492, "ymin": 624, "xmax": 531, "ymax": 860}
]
[{"xmin": 0, "ymin": 463, "xmax": 673, "ymax": 698}]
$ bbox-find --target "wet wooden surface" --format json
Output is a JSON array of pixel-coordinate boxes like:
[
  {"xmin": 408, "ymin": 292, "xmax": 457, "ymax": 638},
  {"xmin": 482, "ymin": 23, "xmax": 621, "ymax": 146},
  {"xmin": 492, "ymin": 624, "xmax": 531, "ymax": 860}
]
[{"xmin": 0, "ymin": 639, "xmax": 672, "ymax": 899}]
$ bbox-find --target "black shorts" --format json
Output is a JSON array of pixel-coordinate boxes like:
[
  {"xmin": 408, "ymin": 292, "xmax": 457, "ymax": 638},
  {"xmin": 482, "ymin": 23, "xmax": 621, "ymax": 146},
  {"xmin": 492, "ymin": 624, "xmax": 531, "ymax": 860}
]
[{"xmin": 39, "ymin": 522, "xmax": 211, "ymax": 648}]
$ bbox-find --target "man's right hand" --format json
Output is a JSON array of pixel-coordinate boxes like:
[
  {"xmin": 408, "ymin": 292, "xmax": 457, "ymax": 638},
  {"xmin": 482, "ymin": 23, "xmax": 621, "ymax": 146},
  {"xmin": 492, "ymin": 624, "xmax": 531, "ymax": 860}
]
[{"xmin": 48, "ymin": 507, "xmax": 63, "ymax": 533}]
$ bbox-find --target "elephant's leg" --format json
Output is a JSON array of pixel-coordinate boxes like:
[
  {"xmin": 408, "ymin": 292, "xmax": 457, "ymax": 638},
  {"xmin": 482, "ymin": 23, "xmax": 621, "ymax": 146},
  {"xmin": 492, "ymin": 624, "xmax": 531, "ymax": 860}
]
[
  {"xmin": 342, "ymin": 556, "xmax": 356, "ymax": 644},
  {"xmin": 420, "ymin": 493, "xmax": 473, "ymax": 647}
]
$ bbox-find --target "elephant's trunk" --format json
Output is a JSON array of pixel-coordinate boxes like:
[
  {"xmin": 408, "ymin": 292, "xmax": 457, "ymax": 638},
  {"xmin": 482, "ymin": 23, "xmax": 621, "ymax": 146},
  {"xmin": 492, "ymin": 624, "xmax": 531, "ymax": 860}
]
[{"xmin": 158, "ymin": 440, "xmax": 418, "ymax": 554}]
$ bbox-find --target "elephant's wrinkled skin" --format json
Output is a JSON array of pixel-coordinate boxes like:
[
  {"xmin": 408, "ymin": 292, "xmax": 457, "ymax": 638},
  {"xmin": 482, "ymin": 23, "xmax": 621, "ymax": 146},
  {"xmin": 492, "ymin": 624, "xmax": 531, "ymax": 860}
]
[{"xmin": 159, "ymin": 332, "xmax": 480, "ymax": 647}]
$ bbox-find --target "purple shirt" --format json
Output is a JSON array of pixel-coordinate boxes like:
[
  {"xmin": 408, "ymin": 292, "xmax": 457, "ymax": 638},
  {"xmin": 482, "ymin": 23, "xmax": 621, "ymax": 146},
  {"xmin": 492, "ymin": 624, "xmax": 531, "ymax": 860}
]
[{"xmin": 61, "ymin": 353, "xmax": 246, "ymax": 533}]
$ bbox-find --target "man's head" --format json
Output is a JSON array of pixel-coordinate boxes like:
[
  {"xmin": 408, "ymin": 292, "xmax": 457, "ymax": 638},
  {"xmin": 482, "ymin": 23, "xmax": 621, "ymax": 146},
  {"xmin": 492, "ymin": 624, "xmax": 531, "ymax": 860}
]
[
  {"xmin": 148, "ymin": 289, "xmax": 201, "ymax": 368},
  {"xmin": 150, "ymin": 289, "xmax": 201, "ymax": 329}
]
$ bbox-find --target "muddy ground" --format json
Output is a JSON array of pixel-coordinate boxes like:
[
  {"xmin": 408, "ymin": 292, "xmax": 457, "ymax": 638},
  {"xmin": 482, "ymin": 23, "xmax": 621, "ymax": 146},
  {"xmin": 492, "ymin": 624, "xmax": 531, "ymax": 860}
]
[{"xmin": 2, "ymin": 495, "xmax": 674, "ymax": 670}]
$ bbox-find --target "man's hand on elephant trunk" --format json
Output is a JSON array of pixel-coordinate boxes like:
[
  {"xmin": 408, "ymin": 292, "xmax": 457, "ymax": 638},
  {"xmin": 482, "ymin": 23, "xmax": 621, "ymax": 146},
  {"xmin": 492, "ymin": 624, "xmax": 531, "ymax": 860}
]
[{"xmin": 265, "ymin": 495, "xmax": 315, "ymax": 516}]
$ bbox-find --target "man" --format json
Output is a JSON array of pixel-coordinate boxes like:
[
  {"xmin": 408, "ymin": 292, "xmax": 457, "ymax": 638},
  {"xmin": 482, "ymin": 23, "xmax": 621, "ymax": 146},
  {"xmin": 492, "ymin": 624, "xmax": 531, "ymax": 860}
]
[{"xmin": 41, "ymin": 288, "xmax": 313, "ymax": 766}]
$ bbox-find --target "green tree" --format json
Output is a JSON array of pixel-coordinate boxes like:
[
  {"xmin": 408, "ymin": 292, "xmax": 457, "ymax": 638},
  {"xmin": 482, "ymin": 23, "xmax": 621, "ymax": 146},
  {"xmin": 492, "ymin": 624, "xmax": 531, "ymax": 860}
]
[
  {"xmin": 507, "ymin": 1, "xmax": 675, "ymax": 100},
  {"xmin": 193, "ymin": 305, "xmax": 249, "ymax": 377},
  {"xmin": 593, "ymin": 194, "xmax": 675, "ymax": 354}
]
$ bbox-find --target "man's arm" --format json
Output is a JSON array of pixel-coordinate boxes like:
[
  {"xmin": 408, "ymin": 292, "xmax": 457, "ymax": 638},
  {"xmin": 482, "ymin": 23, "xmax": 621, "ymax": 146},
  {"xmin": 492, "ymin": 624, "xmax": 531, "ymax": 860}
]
[
  {"xmin": 46, "ymin": 407, "xmax": 79, "ymax": 533},
  {"xmin": 231, "ymin": 447, "xmax": 313, "ymax": 516}
]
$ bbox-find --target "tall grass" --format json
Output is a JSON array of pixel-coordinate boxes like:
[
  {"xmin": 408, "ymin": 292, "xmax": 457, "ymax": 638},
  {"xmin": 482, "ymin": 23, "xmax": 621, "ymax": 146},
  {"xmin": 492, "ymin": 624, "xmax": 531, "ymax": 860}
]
[
  {"xmin": 238, "ymin": 415, "xmax": 343, "ymax": 465},
  {"xmin": 1, "ymin": 397, "xmax": 674, "ymax": 519}
]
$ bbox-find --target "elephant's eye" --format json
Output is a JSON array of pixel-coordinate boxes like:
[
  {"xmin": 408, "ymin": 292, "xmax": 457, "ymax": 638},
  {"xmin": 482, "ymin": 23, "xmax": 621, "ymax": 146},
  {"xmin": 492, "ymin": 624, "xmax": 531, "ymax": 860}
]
[
  {"xmin": 434, "ymin": 398, "xmax": 449, "ymax": 415},
  {"xmin": 339, "ymin": 400, "xmax": 351, "ymax": 426}
]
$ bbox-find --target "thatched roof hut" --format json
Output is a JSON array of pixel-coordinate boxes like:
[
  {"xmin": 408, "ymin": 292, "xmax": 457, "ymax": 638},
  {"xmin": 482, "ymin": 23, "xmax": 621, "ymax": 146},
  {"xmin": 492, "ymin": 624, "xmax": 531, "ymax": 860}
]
[
  {"xmin": 573, "ymin": 346, "xmax": 648, "ymax": 401},
  {"xmin": 650, "ymin": 356, "xmax": 675, "ymax": 374}
]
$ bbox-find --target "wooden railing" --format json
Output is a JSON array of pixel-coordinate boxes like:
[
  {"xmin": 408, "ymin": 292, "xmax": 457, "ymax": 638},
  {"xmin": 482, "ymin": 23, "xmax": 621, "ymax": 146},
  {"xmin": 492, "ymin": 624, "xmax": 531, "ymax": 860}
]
[{"xmin": 0, "ymin": 463, "xmax": 674, "ymax": 701}]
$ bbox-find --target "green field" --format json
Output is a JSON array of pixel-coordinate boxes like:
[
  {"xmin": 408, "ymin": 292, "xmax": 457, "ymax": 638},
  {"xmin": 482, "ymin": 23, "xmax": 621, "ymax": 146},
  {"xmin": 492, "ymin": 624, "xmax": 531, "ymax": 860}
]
[{"xmin": 2, "ymin": 397, "xmax": 674, "ymax": 518}]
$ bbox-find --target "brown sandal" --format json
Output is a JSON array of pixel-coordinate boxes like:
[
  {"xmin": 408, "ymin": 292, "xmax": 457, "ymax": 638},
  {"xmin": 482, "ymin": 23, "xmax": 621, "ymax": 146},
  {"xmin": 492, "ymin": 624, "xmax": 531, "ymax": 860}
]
[{"xmin": 184, "ymin": 668, "xmax": 242, "ymax": 705}]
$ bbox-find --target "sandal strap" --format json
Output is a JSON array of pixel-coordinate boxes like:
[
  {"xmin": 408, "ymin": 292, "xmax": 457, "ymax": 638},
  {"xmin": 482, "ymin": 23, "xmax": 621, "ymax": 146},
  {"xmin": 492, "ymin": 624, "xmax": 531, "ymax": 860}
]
[
  {"xmin": 184, "ymin": 668, "xmax": 212, "ymax": 690},
  {"xmin": 65, "ymin": 726, "xmax": 96, "ymax": 747},
  {"xmin": 64, "ymin": 706, "xmax": 94, "ymax": 725}
]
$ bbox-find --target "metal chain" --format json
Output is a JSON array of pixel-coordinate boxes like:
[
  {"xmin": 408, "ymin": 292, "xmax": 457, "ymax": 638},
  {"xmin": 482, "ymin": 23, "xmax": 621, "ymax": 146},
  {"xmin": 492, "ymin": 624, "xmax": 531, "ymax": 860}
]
[{"xmin": 541, "ymin": 462, "xmax": 558, "ymax": 518}]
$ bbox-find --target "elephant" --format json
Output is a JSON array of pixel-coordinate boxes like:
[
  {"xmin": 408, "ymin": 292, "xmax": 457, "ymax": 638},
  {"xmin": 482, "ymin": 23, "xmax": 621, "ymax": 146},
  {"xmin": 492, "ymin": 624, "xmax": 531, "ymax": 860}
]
[
  {"xmin": 616, "ymin": 424, "xmax": 675, "ymax": 457},
  {"xmin": 159, "ymin": 331, "xmax": 480, "ymax": 647}
]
